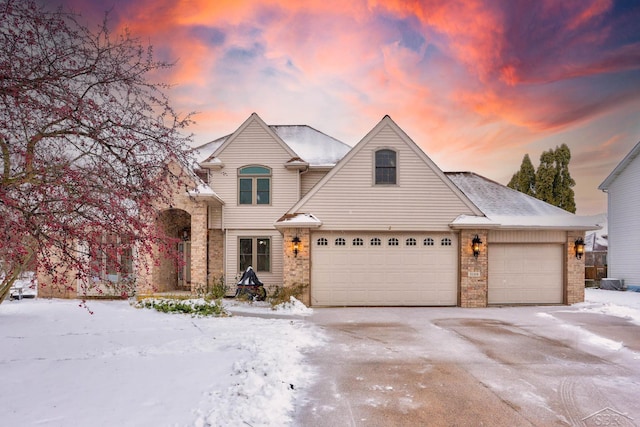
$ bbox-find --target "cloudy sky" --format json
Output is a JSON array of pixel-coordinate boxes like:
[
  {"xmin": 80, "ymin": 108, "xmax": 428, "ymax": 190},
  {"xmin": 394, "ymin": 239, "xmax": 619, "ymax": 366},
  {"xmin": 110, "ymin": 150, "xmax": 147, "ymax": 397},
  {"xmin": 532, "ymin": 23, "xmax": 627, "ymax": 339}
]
[{"xmin": 51, "ymin": 0, "xmax": 640, "ymax": 215}]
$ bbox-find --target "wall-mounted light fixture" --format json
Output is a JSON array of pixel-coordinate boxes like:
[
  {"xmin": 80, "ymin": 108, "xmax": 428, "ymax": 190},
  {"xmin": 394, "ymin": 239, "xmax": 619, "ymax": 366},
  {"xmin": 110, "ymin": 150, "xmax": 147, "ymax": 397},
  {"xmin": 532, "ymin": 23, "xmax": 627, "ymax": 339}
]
[
  {"xmin": 292, "ymin": 236, "xmax": 301, "ymax": 257},
  {"xmin": 471, "ymin": 234, "xmax": 482, "ymax": 258},
  {"xmin": 574, "ymin": 237, "xmax": 585, "ymax": 259}
]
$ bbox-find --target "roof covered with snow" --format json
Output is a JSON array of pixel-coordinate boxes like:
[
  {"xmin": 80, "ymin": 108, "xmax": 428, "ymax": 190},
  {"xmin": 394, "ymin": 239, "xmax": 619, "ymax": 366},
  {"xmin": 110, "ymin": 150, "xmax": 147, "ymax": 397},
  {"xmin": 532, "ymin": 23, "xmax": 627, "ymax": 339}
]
[
  {"xmin": 192, "ymin": 135, "xmax": 229, "ymax": 164},
  {"xmin": 269, "ymin": 125, "xmax": 351, "ymax": 166},
  {"xmin": 446, "ymin": 172, "xmax": 601, "ymax": 230},
  {"xmin": 192, "ymin": 125, "xmax": 351, "ymax": 167}
]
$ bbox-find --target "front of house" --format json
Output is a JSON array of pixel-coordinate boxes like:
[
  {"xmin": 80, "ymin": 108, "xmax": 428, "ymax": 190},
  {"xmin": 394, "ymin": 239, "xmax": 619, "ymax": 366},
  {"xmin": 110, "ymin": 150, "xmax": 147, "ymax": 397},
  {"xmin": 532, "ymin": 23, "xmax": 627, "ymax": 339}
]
[{"xmin": 39, "ymin": 113, "xmax": 598, "ymax": 306}]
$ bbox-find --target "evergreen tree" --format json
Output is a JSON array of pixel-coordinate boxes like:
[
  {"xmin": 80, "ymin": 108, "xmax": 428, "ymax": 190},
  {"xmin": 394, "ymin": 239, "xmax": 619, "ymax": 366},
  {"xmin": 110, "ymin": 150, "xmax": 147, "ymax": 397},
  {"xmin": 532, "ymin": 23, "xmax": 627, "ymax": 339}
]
[
  {"xmin": 508, "ymin": 145, "xmax": 577, "ymax": 213},
  {"xmin": 552, "ymin": 144, "xmax": 576, "ymax": 213},
  {"xmin": 507, "ymin": 154, "xmax": 536, "ymax": 196},
  {"xmin": 535, "ymin": 149, "xmax": 557, "ymax": 206}
]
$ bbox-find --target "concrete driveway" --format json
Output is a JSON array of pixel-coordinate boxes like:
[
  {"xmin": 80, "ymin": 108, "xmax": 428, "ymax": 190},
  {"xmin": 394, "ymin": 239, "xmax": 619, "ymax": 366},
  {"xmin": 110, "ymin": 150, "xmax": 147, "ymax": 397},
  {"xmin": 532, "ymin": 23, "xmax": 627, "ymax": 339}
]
[{"xmin": 294, "ymin": 306, "xmax": 640, "ymax": 426}]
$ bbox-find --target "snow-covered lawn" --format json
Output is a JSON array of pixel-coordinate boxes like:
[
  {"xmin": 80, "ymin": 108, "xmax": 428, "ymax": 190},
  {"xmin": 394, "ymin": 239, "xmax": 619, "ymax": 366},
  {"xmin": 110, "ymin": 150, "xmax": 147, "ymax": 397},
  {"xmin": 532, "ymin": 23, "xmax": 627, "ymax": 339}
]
[
  {"xmin": 1, "ymin": 288, "xmax": 639, "ymax": 426},
  {"xmin": 0, "ymin": 297, "xmax": 323, "ymax": 427}
]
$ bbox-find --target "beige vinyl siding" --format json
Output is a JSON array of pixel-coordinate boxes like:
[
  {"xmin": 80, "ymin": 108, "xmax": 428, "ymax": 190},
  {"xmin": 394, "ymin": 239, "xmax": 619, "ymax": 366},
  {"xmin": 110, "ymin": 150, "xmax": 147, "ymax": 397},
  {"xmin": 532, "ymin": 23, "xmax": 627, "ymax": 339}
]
[
  {"xmin": 300, "ymin": 169, "xmax": 329, "ymax": 197},
  {"xmin": 224, "ymin": 229, "xmax": 284, "ymax": 291},
  {"xmin": 208, "ymin": 205, "xmax": 222, "ymax": 229},
  {"xmin": 607, "ymin": 154, "xmax": 640, "ymax": 286},
  {"xmin": 209, "ymin": 120, "xmax": 301, "ymax": 230},
  {"xmin": 489, "ymin": 230, "xmax": 566, "ymax": 243},
  {"xmin": 295, "ymin": 124, "xmax": 475, "ymax": 231}
]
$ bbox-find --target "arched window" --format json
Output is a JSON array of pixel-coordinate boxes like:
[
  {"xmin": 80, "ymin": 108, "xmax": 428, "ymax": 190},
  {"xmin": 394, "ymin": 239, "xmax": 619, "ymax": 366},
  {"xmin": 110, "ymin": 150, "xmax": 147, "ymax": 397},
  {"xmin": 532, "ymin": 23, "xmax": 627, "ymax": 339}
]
[
  {"xmin": 335, "ymin": 238, "xmax": 346, "ymax": 246},
  {"xmin": 441, "ymin": 238, "xmax": 452, "ymax": 246},
  {"xmin": 238, "ymin": 165, "xmax": 271, "ymax": 205},
  {"xmin": 370, "ymin": 238, "xmax": 381, "ymax": 246},
  {"xmin": 388, "ymin": 238, "xmax": 399, "ymax": 246},
  {"xmin": 353, "ymin": 238, "xmax": 364, "ymax": 246},
  {"xmin": 375, "ymin": 149, "xmax": 396, "ymax": 185},
  {"xmin": 317, "ymin": 238, "xmax": 328, "ymax": 246},
  {"xmin": 424, "ymin": 238, "xmax": 434, "ymax": 246},
  {"xmin": 406, "ymin": 238, "xmax": 417, "ymax": 246}
]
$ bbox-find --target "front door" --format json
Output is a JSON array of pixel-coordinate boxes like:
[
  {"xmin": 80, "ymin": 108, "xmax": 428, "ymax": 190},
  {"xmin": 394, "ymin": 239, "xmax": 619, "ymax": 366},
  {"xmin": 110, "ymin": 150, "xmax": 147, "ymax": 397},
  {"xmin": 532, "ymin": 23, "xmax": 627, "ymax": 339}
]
[{"xmin": 177, "ymin": 241, "xmax": 191, "ymax": 290}]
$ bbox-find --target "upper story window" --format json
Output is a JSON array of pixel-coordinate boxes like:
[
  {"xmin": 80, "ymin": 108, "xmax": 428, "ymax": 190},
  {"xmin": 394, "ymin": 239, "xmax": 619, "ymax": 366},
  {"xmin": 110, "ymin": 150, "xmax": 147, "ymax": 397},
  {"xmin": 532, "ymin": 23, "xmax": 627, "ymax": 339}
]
[
  {"xmin": 375, "ymin": 149, "xmax": 397, "ymax": 185},
  {"xmin": 238, "ymin": 166, "xmax": 271, "ymax": 205}
]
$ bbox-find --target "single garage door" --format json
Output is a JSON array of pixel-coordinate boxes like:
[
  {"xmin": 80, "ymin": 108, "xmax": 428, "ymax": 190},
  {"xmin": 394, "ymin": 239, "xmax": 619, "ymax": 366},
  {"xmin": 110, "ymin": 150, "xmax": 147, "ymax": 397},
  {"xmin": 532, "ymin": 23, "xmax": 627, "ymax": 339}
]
[
  {"xmin": 488, "ymin": 244, "xmax": 563, "ymax": 304},
  {"xmin": 311, "ymin": 232, "xmax": 458, "ymax": 306}
]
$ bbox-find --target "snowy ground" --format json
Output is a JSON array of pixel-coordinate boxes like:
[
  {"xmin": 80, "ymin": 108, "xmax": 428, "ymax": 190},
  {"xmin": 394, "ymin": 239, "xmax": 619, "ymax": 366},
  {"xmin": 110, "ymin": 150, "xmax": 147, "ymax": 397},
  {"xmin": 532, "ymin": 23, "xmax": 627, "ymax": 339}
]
[{"xmin": 1, "ymin": 288, "xmax": 639, "ymax": 426}]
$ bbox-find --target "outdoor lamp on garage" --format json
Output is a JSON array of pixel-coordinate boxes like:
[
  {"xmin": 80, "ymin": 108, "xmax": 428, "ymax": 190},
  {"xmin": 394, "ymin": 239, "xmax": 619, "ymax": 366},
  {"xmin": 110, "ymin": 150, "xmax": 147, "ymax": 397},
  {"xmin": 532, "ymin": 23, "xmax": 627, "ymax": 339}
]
[
  {"xmin": 574, "ymin": 238, "xmax": 585, "ymax": 259},
  {"xmin": 292, "ymin": 236, "xmax": 301, "ymax": 257},
  {"xmin": 471, "ymin": 234, "xmax": 482, "ymax": 258}
]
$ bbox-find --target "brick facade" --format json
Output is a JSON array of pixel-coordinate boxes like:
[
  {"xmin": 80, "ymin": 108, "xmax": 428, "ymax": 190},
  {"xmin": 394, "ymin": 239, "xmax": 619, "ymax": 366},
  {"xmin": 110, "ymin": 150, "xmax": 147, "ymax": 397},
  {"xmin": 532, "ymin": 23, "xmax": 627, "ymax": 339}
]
[
  {"xmin": 566, "ymin": 231, "xmax": 586, "ymax": 304},
  {"xmin": 281, "ymin": 228, "xmax": 311, "ymax": 306},
  {"xmin": 459, "ymin": 230, "xmax": 488, "ymax": 307}
]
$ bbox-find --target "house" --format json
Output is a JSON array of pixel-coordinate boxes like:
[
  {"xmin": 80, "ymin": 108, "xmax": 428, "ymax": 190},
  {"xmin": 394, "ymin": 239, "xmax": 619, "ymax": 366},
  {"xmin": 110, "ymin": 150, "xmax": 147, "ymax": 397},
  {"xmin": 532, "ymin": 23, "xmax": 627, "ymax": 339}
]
[
  {"xmin": 39, "ymin": 113, "xmax": 599, "ymax": 306},
  {"xmin": 599, "ymin": 140, "xmax": 640, "ymax": 290}
]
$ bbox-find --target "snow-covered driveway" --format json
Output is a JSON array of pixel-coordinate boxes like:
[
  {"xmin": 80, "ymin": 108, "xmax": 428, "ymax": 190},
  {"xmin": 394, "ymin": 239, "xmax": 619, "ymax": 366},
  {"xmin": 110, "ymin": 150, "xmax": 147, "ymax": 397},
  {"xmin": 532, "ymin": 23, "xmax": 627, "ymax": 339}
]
[
  {"xmin": 297, "ymin": 289, "xmax": 640, "ymax": 426},
  {"xmin": 2, "ymin": 289, "xmax": 640, "ymax": 426}
]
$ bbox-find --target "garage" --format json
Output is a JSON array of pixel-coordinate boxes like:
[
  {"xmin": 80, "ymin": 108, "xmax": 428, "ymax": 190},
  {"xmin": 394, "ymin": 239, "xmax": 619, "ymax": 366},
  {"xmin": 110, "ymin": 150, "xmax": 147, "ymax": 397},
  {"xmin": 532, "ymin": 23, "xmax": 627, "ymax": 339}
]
[
  {"xmin": 310, "ymin": 232, "xmax": 458, "ymax": 306},
  {"xmin": 488, "ymin": 244, "xmax": 564, "ymax": 304}
]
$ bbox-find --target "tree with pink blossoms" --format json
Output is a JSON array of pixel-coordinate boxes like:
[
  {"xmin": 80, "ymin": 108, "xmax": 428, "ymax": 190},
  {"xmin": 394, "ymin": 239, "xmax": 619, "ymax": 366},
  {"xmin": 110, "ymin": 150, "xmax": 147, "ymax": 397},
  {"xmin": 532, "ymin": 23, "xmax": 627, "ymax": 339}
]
[{"xmin": 0, "ymin": 0, "xmax": 194, "ymax": 302}]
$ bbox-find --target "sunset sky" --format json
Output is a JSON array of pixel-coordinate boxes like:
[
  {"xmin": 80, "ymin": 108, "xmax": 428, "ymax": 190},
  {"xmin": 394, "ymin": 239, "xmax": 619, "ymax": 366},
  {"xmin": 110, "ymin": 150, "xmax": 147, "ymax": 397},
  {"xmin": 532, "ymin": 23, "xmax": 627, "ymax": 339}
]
[{"xmin": 50, "ymin": 0, "xmax": 640, "ymax": 215}]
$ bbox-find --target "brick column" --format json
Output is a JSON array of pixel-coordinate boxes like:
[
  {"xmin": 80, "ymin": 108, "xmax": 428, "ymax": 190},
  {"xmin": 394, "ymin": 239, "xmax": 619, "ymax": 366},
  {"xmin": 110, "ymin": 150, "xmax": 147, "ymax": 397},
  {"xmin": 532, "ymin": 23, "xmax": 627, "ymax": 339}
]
[
  {"xmin": 282, "ymin": 228, "xmax": 311, "ymax": 305},
  {"xmin": 189, "ymin": 203, "xmax": 208, "ymax": 293},
  {"xmin": 566, "ymin": 231, "xmax": 585, "ymax": 304},
  {"xmin": 459, "ymin": 230, "xmax": 488, "ymax": 307}
]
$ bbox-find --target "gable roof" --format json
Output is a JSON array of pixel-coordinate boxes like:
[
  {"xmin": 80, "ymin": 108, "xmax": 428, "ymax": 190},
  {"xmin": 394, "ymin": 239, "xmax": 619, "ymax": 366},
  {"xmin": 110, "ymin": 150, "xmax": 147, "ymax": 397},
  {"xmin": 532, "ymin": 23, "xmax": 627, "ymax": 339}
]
[
  {"xmin": 447, "ymin": 172, "xmax": 599, "ymax": 230},
  {"xmin": 283, "ymin": 115, "xmax": 483, "ymax": 218},
  {"xmin": 193, "ymin": 114, "xmax": 351, "ymax": 167},
  {"xmin": 599, "ymin": 140, "xmax": 640, "ymax": 190}
]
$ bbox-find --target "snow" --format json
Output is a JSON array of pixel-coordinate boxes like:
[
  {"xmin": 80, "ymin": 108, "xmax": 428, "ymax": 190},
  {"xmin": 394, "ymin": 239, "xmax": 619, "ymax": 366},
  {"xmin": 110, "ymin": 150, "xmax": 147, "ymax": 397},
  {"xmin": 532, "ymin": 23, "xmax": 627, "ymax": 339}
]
[
  {"xmin": 2, "ymin": 288, "xmax": 640, "ymax": 426},
  {"xmin": 270, "ymin": 125, "xmax": 351, "ymax": 166},
  {"xmin": 193, "ymin": 125, "xmax": 351, "ymax": 167},
  {"xmin": 0, "ymin": 298, "xmax": 323, "ymax": 427},
  {"xmin": 446, "ymin": 172, "xmax": 601, "ymax": 230},
  {"xmin": 275, "ymin": 213, "xmax": 322, "ymax": 227}
]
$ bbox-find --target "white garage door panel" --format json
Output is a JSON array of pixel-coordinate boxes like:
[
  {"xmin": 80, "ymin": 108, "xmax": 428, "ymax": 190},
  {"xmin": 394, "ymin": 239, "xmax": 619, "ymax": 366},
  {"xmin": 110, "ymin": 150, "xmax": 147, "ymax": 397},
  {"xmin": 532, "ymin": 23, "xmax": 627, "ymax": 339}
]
[
  {"xmin": 489, "ymin": 244, "xmax": 563, "ymax": 304},
  {"xmin": 311, "ymin": 233, "xmax": 458, "ymax": 306}
]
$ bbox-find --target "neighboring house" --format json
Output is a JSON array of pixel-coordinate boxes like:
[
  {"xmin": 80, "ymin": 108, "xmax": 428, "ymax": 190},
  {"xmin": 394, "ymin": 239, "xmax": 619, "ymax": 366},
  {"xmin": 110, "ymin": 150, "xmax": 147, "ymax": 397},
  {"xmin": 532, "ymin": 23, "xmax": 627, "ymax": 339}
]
[
  {"xmin": 599, "ymin": 140, "xmax": 640, "ymax": 290},
  {"xmin": 39, "ymin": 113, "xmax": 599, "ymax": 306}
]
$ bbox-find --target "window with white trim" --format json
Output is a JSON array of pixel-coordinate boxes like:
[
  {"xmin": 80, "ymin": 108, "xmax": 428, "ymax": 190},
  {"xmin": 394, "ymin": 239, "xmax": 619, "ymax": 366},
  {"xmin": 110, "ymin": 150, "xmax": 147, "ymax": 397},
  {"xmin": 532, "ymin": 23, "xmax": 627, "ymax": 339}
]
[
  {"xmin": 441, "ymin": 238, "xmax": 452, "ymax": 246},
  {"xmin": 238, "ymin": 166, "xmax": 271, "ymax": 205},
  {"xmin": 89, "ymin": 234, "xmax": 134, "ymax": 282},
  {"xmin": 406, "ymin": 238, "xmax": 417, "ymax": 246},
  {"xmin": 388, "ymin": 238, "xmax": 399, "ymax": 246},
  {"xmin": 335, "ymin": 237, "xmax": 346, "ymax": 246},
  {"xmin": 317, "ymin": 237, "xmax": 328, "ymax": 246},
  {"xmin": 375, "ymin": 149, "xmax": 397, "ymax": 185},
  {"xmin": 371, "ymin": 238, "xmax": 381, "ymax": 246},
  {"xmin": 239, "ymin": 237, "xmax": 270, "ymax": 272},
  {"xmin": 353, "ymin": 238, "xmax": 364, "ymax": 246},
  {"xmin": 424, "ymin": 238, "xmax": 434, "ymax": 246}
]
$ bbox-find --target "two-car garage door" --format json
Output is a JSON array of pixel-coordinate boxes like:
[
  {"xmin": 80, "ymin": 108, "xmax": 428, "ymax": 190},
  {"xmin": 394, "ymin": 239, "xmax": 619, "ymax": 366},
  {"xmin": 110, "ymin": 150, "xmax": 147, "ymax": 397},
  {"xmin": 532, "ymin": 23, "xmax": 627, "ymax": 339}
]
[{"xmin": 311, "ymin": 232, "xmax": 458, "ymax": 306}]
